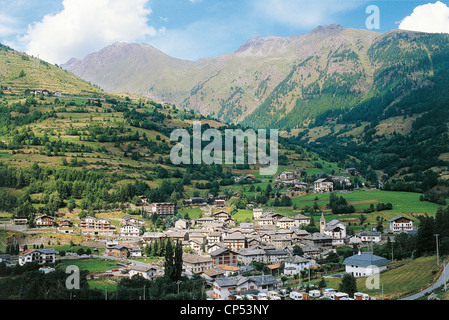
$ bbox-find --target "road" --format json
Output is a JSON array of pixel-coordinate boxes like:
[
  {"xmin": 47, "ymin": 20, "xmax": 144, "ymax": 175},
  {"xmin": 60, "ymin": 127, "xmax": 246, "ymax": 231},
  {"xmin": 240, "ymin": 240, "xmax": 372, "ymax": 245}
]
[{"xmin": 400, "ymin": 262, "xmax": 449, "ymax": 300}]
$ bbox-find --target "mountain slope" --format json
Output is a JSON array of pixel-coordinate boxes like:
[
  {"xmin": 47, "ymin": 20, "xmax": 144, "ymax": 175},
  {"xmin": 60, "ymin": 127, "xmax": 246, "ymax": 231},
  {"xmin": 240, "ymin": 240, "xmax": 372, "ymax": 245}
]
[
  {"xmin": 0, "ymin": 43, "xmax": 103, "ymax": 96},
  {"xmin": 62, "ymin": 25, "xmax": 449, "ymax": 132},
  {"xmin": 62, "ymin": 24, "xmax": 381, "ymax": 124}
]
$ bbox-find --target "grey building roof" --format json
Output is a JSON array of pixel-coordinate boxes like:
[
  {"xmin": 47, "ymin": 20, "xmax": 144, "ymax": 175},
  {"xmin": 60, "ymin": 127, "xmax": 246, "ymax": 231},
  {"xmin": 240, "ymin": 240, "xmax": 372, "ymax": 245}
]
[{"xmin": 343, "ymin": 253, "xmax": 389, "ymax": 267}]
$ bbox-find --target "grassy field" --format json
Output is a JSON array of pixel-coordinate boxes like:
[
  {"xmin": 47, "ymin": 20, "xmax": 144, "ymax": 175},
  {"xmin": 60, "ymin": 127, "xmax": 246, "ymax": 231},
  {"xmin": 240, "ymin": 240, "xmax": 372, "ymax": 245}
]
[
  {"xmin": 58, "ymin": 258, "xmax": 124, "ymax": 273},
  {"xmin": 301, "ymin": 255, "xmax": 446, "ymax": 300},
  {"xmin": 266, "ymin": 189, "xmax": 444, "ymax": 224}
]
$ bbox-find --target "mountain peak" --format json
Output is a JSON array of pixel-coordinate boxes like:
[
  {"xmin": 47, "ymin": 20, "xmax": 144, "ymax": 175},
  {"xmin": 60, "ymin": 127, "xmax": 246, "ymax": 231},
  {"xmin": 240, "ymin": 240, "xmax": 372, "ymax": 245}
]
[{"xmin": 309, "ymin": 24, "xmax": 345, "ymax": 36}]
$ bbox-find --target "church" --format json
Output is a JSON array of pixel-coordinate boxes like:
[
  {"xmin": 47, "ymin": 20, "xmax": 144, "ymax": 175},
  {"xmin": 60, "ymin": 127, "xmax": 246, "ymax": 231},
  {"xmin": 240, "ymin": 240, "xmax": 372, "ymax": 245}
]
[{"xmin": 320, "ymin": 212, "xmax": 347, "ymax": 246}]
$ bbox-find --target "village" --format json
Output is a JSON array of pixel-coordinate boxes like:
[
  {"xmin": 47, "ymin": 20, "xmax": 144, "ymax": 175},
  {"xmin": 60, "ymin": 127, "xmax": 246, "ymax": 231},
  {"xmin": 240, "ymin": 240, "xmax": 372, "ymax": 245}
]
[{"xmin": 0, "ymin": 169, "xmax": 418, "ymax": 301}]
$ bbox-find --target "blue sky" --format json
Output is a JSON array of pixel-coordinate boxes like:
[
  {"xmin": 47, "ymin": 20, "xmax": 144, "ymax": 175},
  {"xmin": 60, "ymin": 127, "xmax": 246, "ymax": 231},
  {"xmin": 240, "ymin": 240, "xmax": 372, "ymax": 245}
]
[{"xmin": 1, "ymin": 0, "xmax": 448, "ymax": 64}]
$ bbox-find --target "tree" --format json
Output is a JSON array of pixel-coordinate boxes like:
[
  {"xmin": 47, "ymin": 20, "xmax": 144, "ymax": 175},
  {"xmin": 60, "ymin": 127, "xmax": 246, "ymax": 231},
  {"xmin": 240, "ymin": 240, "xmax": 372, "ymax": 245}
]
[
  {"xmin": 174, "ymin": 241, "xmax": 183, "ymax": 281},
  {"xmin": 339, "ymin": 273, "xmax": 357, "ymax": 297},
  {"xmin": 164, "ymin": 239, "xmax": 175, "ymax": 280},
  {"xmin": 292, "ymin": 245, "xmax": 304, "ymax": 256}
]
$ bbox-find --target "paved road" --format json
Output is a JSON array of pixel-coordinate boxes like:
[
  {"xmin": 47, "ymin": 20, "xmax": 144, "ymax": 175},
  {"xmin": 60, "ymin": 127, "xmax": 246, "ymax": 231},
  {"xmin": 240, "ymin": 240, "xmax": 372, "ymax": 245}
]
[{"xmin": 400, "ymin": 262, "xmax": 449, "ymax": 300}]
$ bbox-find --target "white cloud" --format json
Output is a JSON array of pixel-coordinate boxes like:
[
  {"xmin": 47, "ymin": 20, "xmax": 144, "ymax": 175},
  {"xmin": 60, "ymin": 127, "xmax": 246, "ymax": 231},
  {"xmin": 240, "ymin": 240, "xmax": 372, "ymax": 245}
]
[
  {"xmin": 19, "ymin": 0, "xmax": 156, "ymax": 64},
  {"xmin": 399, "ymin": 1, "xmax": 449, "ymax": 33}
]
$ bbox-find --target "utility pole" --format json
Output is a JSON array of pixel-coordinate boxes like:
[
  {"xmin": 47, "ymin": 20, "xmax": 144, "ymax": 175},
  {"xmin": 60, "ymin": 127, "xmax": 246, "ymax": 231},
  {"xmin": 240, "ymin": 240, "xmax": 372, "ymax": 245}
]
[
  {"xmin": 143, "ymin": 285, "xmax": 146, "ymax": 300},
  {"xmin": 444, "ymin": 261, "xmax": 447, "ymax": 292},
  {"xmin": 434, "ymin": 234, "xmax": 440, "ymax": 265}
]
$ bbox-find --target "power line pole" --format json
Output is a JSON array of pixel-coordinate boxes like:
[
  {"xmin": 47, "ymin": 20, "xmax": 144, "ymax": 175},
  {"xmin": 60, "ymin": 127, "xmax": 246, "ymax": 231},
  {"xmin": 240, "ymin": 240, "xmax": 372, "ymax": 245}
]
[{"xmin": 434, "ymin": 234, "xmax": 440, "ymax": 265}]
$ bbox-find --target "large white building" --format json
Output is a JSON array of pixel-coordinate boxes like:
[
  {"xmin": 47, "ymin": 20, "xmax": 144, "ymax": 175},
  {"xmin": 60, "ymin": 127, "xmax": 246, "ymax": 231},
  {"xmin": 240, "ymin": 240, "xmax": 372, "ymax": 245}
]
[
  {"xmin": 314, "ymin": 178, "xmax": 334, "ymax": 193},
  {"xmin": 283, "ymin": 256, "xmax": 315, "ymax": 276},
  {"xmin": 19, "ymin": 248, "xmax": 57, "ymax": 266},
  {"xmin": 343, "ymin": 252, "xmax": 389, "ymax": 277},
  {"xmin": 388, "ymin": 216, "xmax": 414, "ymax": 233},
  {"xmin": 211, "ymin": 275, "xmax": 278, "ymax": 300},
  {"xmin": 120, "ymin": 223, "xmax": 141, "ymax": 238}
]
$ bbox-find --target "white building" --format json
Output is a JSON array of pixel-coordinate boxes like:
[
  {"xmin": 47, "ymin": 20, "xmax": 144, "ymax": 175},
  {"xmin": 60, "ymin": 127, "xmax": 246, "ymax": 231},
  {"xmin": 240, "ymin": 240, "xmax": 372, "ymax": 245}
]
[
  {"xmin": 360, "ymin": 231, "xmax": 382, "ymax": 243},
  {"xmin": 128, "ymin": 265, "xmax": 157, "ymax": 280},
  {"xmin": 211, "ymin": 275, "xmax": 278, "ymax": 300},
  {"xmin": 19, "ymin": 248, "xmax": 57, "ymax": 266},
  {"xmin": 120, "ymin": 223, "xmax": 141, "ymax": 238},
  {"xmin": 314, "ymin": 178, "xmax": 334, "ymax": 193},
  {"xmin": 388, "ymin": 216, "xmax": 414, "ymax": 233},
  {"xmin": 343, "ymin": 252, "xmax": 389, "ymax": 277},
  {"xmin": 283, "ymin": 256, "xmax": 314, "ymax": 276}
]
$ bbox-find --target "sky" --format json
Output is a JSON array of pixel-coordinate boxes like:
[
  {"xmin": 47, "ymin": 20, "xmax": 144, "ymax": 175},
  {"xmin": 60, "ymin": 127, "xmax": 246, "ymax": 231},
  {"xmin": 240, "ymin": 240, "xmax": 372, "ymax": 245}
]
[{"xmin": 1, "ymin": 0, "xmax": 449, "ymax": 65}]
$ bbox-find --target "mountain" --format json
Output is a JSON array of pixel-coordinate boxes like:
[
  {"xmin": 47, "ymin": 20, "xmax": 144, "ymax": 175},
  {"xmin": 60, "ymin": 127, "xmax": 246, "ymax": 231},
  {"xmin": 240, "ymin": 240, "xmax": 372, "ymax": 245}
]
[
  {"xmin": 61, "ymin": 25, "xmax": 449, "ymax": 194},
  {"xmin": 1, "ymin": 43, "xmax": 346, "ymax": 219},
  {"xmin": 62, "ymin": 25, "xmax": 449, "ymax": 131},
  {"xmin": 61, "ymin": 24, "xmax": 378, "ymax": 124},
  {"xmin": 0, "ymin": 43, "xmax": 103, "ymax": 96}
]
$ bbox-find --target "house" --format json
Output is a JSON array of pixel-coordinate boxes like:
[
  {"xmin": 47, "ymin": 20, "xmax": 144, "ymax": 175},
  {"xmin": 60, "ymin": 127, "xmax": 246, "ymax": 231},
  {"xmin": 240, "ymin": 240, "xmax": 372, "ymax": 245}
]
[
  {"xmin": 34, "ymin": 215, "xmax": 55, "ymax": 228},
  {"xmin": 252, "ymin": 208, "xmax": 264, "ymax": 220},
  {"xmin": 59, "ymin": 218, "xmax": 72, "ymax": 227},
  {"xmin": 283, "ymin": 256, "xmax": 314, "ymax": 276},
  {"xmin": 240, "ymin": 223, "xmax": 254, "ymax": 232},
  {"xmin": 164, "ymin": 230, "xmax": 189, "ymax": 243},
  {"xmin": 329, "ymin": 175, "xmax": 352, "ymax": 188},
  {"xmin": 323, "ymin": 220, "xmax": 347, "ymax": 246},
  {"xmin": 128, "ymin": 265, "xmax": 157, "ymax": 280},
  {"xmin": 210, "ymin": 247, "xmax": 239, "ymax": 267},
  {"xmin": 129, "ymin": 247, "xmax": 142, "ymax": 258},
  {"xmin": 278, "ymin": 171, "xmax": 295, "ymax": 181},
  {"xmin": 141, "ymin": 232, "xmax": 164, "ymax": 244},
  {"xmin": 270, "ymin": 235, "xmax": 292, "ymax": 250},
  {"xmin": 256, "ymin": 216, "xmax": 274, "ymax": 226},
  {"xmin": 213, "ymin": 211, "xmax": 235, "ymax": 226},
  {"xmin": 14, "ymin": 218, "xmax": 28, "ymax": 225},
  {"xmin": 105, "ymin": 245, "xmax": 130, "ymax": 258},
  {"xmin": 201, "ymin": 268, "xmax": 225, "ymax": 280},
  {"xmin": 149, "ymin": 203, "xmax": 175, "ymax": 219},
  {"xmin": 343, "ymin": 251, "xmax": 389, "ymax": 277},
  {"xmin": 18, "ymin": 248, "xmax": 57, "ymax": 266},
  {"xmin": 291, "ymin": 182, "xmax": 308, "ymax": 192},
  {"xmin": 211, "ymin": 275, "xmax": 278, "ymax": 300},
  {"xmin": 223, "ymin": 232, "xmax": 246, "ymax": 251},
  {"xmin": 122, "ymin": 215, "xmax": 143, "ymax": 226},
  {"xmin": 79, "ymin": 216, "xmax": 114, "ymax": 236},
  {"xmin": 175, "ymin": 219, "xmax": 190, "ymax": 229},
  {"xmin": 303, "ymin": 233, "xmax": 333, "ymax": 247},
  {"xmin": 206, "ymin": 231, "xmax": 222, "ymax": 245},
  {"xmin": 216, "ymin": 265, "xmax": 241, "ymax": 277},
  {"xmin": 237, "ymin": 248, "xmax": 268, "ymax": 265},
  {"xmin": 214, "ymin": 199, "xmax": 226, "ymax": 207},
  {"xmin": 292, "ymin": 213, "xmax": 311, "ymax": 227},
  {"xmin": 314, "ymin": 178, "xmax": 334, "ymax": 193},
  {"xmin": 185, "ymin": 197, "xmax": 205, "ymax": 205},
  {"xmin": 276, "ymin": 216, "xmax": 295, "ymax": 230},
  {"xmin": 183, "ymin": 254, "xmax": 213, "ymax": 275},
  {"xmin": 120, "ymin": 223, "xmax": 141, "ymax": 238},
  {"xmin": 388, "ymin": 216, "xmax": 414, "ymax": 233},
  {"xmin": 360, "ymin": 231, "xmax": 382, "ymax": 243},
  {"xmin": 188, "ymin": 238, "xmax": 204, "ymax": 254}
]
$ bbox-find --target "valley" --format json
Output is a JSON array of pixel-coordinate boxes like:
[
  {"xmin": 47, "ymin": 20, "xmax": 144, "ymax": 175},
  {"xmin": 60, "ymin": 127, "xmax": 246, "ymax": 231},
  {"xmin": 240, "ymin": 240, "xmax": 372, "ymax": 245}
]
[{"xmin": 1, "ymin": 24, "xmax": 449, "ymax": 302}]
